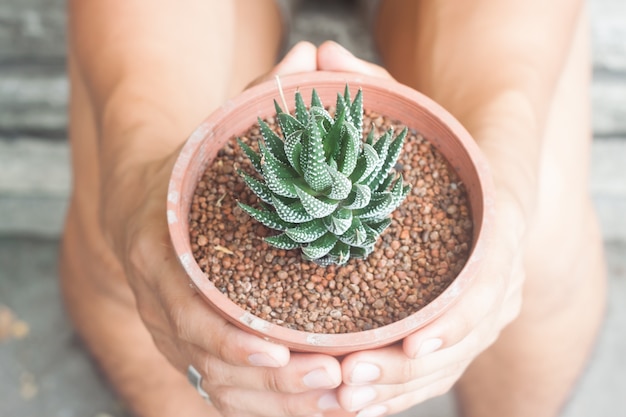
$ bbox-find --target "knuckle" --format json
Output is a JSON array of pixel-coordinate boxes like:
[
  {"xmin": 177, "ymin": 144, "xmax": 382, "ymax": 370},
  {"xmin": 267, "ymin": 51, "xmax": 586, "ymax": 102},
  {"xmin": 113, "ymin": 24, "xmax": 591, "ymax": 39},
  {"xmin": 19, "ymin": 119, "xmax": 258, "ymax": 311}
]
[
  {"xmin": 125, "ymin": 227, "xmax": 151, "ymax": 271},
  {"xmin": 194, "ymin": 352, "xmax": 235, "ymax": 389},
  {"xmin": 207, "ymin": 386, "xmax": 232, "ymax": 416},
  {"xmin": 279, "ymin": 394, "xmax": 311, "ymax": 417},
  {"xmin": 262, "ymin": 368, "xmax": 288, "ymax": 393},
  {"xmin": 215, "ymin": 326, "xmax": 238, "ymax": 363},
  {"xmin": 402, "ymin": 358, "xmax": 419, "ymax": 382},
  {"xmin": 196, "ymin": 354, "xmax": 214, "ymax": 381},
  {"xmin": 169, "ymin": 300, "xmax": 192, "ymax": 342}
]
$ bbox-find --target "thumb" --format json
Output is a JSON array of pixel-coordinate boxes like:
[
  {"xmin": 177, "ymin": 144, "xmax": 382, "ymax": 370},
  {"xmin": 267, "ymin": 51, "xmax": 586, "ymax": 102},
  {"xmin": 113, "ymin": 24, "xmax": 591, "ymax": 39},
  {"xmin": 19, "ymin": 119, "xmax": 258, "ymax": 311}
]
[
  {"xmin": 247, "ymin": 41, "xmax": 318, "ymax": 89},
  {"xmin": 317, "ymin": 40, "xmax": 393, "ymax": 79}
]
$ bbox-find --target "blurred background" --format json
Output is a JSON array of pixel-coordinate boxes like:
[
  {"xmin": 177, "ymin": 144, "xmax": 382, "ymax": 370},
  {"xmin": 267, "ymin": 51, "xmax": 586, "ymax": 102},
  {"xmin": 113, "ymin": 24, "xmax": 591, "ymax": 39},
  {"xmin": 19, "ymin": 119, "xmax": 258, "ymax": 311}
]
[{"xmin": 1, "ymin": 0, "xmax": 624, "ymax": 416}]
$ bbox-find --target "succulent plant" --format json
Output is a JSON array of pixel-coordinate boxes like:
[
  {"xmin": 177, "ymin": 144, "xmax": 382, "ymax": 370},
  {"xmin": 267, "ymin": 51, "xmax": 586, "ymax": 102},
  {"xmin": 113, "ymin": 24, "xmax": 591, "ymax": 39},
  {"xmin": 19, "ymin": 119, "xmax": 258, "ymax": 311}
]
[{"xmin": 237, "ymin": 85, "xmax": 410, "ymax": 266}]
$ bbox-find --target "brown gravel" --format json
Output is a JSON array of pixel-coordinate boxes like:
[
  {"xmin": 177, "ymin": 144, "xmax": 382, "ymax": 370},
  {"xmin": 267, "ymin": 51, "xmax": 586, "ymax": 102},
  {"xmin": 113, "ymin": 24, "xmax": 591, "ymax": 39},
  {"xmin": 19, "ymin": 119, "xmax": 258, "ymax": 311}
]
[{"xmin": 189, "ymin": 109, "xmax": 473, "ymax": 334}]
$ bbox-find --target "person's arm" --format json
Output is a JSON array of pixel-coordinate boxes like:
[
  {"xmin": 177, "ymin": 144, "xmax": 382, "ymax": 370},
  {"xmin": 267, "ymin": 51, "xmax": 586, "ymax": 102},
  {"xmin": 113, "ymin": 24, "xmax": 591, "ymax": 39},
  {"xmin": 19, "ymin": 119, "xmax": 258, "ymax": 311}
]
[
  {"xmin": 67, "ymin": 1, "xmax": 345, "ymax": 416},
  {"xmin": 379, "ymin": 0, "xmax": 583, "ymax": 224},
  {"xmin": 318, "ymin": 0, "xmax": 589, "ymax": 415}
]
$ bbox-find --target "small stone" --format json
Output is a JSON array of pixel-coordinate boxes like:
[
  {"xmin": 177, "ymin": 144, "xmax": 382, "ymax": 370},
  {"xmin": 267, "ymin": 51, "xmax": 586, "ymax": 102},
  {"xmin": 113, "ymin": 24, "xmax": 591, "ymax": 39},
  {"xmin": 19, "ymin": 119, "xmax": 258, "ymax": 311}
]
[{"xmin": 446, "ymin": 204, "xmax": 458, "ymax": 215}]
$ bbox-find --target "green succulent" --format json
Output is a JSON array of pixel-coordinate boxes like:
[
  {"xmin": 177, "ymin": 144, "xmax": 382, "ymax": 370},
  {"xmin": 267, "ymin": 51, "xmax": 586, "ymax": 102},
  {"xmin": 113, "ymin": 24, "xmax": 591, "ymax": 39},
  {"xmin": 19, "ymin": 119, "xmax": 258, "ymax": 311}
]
[{"xmin": 237, "ymin": 85, "xmax": 410, "ymax": 266}]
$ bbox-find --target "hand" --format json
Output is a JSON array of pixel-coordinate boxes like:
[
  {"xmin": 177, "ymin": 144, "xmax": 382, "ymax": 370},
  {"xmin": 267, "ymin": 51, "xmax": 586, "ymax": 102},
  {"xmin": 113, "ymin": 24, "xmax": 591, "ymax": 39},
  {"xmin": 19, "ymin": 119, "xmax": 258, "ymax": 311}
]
[
  {"xmin": 315, "ymin": 41, "xmax": 525, "ymax": 417},
  {"xmin": 101, "ymin": 42, "xmax": 346, "ymax": 417}
]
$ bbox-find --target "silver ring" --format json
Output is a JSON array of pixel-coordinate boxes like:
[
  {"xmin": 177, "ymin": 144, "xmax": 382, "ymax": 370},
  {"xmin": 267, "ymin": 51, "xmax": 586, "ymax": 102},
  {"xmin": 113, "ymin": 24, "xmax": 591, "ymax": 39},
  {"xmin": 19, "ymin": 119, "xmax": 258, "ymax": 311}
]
[{"xmin": 187, "ymin": 365, "xmax": 212, "ymax": 404}]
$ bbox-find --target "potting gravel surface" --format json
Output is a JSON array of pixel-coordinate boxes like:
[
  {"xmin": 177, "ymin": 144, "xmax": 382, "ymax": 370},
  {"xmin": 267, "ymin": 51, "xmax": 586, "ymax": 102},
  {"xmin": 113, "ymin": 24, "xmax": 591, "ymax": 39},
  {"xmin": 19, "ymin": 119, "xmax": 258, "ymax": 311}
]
[{"xmin": 189, "ymin": 110, "xmax": 473, "ymax": 334}]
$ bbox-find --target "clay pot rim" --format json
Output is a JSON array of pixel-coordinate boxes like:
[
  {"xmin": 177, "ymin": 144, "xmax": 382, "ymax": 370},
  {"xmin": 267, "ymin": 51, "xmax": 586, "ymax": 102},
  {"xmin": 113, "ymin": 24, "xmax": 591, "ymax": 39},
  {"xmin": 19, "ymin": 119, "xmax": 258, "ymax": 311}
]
[{"xmin": 167, "ymin": 71, "xmax": 495, "ymax": 355}]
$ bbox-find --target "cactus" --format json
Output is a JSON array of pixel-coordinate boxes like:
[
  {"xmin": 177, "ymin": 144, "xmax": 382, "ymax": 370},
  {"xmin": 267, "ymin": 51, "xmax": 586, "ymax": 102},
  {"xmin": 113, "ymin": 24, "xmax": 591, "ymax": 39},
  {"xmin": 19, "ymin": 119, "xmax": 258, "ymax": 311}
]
[{"xmin": 237, "ymin": 85, "xmax": 409, "ymax": 266}]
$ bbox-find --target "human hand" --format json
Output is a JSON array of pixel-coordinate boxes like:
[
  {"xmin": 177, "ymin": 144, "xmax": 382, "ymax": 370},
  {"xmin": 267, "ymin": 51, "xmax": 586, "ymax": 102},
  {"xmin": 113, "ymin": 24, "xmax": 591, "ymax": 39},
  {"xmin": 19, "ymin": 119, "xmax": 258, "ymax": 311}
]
[
  {"xmin": 315, "ymin": 41, "xmax": 525, "ymax": 417},
  {"xmin": 100, "ymin": 41, "xmax": 348, "ymax": 417}
]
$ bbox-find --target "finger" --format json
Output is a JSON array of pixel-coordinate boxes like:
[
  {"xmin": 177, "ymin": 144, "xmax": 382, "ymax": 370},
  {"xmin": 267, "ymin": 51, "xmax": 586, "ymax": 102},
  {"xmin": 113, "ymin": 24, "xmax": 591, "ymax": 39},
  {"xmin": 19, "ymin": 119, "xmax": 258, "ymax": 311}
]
[
  {"xmin": 346, "ymin": 374, "xmax": 459, "ymax": 417},
  {"xmin": 317, "ymin": 41, "xmax": 393, "ymax": 79},
  {"xmin": 207, "ymin": 385, "xmax": 341, "ymax": 417},
  {"xmin": 247, "ymin": 41, "xmax": 317, "ymax": 88},
  {"xmin": 341, "ymin": 344, "xmax": 465, "ymax": 386},
  {"xmin": 339, "ymin": 346, "xmax": 472, "ymax": 412},
  {"xmin": 187, "ymin": 348, "xmax": 342, "ymax": 394}
]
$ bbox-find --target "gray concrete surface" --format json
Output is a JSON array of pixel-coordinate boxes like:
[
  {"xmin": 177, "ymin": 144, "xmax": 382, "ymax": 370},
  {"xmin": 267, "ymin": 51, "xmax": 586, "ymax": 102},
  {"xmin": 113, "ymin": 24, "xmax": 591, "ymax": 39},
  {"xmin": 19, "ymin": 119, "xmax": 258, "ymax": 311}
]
[{"xmin": 1, "ymin": 0, "xmax": 625, "ymax": 416}]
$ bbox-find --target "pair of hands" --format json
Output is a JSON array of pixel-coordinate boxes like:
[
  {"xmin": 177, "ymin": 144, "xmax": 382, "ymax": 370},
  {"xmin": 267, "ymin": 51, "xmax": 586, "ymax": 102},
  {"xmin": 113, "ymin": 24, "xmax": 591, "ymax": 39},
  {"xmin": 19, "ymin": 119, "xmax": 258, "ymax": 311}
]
[{"xmin": 107, "ymin": 41, "xmax": 525, "ymax": 417}]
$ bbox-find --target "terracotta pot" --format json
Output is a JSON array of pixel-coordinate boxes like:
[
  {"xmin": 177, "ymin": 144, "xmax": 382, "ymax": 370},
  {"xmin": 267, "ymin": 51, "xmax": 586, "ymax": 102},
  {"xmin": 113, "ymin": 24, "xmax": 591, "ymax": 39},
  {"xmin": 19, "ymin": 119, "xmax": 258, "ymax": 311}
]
[{"xmin": 167, "ymin": 71, "xmax": 494, "ymax": 355}]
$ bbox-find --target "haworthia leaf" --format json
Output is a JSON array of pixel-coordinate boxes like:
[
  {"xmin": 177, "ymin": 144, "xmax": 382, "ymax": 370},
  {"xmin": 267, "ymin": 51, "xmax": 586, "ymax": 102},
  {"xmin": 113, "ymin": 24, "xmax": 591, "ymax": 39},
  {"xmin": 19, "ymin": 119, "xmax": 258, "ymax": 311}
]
[
  {"xmin": 362, "ymin": 224, "xmax": 383, "ymax": 247},
  {"xmin": 325, "ymin": 107, "xmax": 345, "ymax": 160},
  {"xmin": 265, "ymin": 233, "xmax": 300, "ymax": 250},
  {"xmin": 302, "ymin": 233, "xmax": 338, "ymax": 260},
  {"xmin": 295, "ymin": 91, "xmax": 308, "ymax": 124},
  {"xmin": 285, "ymin": 219, "xmax": 327, "ymax": 243},
  {"xmin": 277, "ymin": 112, "xmax": 304, "ymax": 140},
  {"xmin": 335, "ymin": 94, "xmax": 350, "ymax": 128},
  {"xmin": 237, "ymin": 138, "xmax": 262, "ymax": 173},
  {"xmin": 363, "ymin": 177, "xmax": 410, "ymax": 223},
  {"xmin": 376, "ymin": 173, "xmax": 395, "ymax": 193},
  {"xmin": 326, "ymin": 164, "xmax": 352, "ymax": 201},
  {"xmin": 371, "ymin": 127, "xmax": 407, "ymax": 191},
  {"xmin": 373, "ymin": 129, "xmax": 392, "ymax": 158},
  {"xmin": 311, "ymin": 89, "xmax": 323, "ymax": 109},
  {"xmin": 271, "ymin": 195, "xmax": 314, "ymax": 223},
  {"xmin": 350, "ymin": 89, "xmax": 363, "ymax": 138},
  {"xmin": 350, "ymin": 245, "xmax": 374, "ymax": 260},
  {"xmin": 237, "ymin": 203, "xmax": 293, "ymax": 231},
  {"xmin": 337, "ymin": 120, "xmax": 360, "ymax": 177},
  {"xmin": 365, "ymin": 126, "xmax": 375, "ymax": 146},
  {"xmin": 354, "ymin": 192, "xmax": 394, "ymax": 219},
  {"xmin": 295, "ymin": 186, "xmax": 338, "ymax": 219},
  {"xmin": 363, "ymin": 217, "xmax": 392, "ymax": 236},
  {"xmin": 338, "ymin": 217, "xmax": 367, "ymax": 247},
  {"xmin": 273, "ymin": 99, "xmax": 283, "ymax": 115},
  {"xmin": 258, "ymin": 118, "xmax": 288, "ymax": 164},
  {"xmin": 309, "ymin": 106, "xmax": 333, "ymax": 125},
  {"xmin": 390, "ymin": 175, "xmax": 409, "ymax": 205},
  {"xmin": 328, "ymin": 241, "xmax": 351, "ymax": 265},
  {"xmin": 342, "ymin": 184, "xmax": 372, "ymax": 210},
  {"xmin": 322, "ymin": 208, "xmax": 353, "ymax": 235},
  {"xmin": 283, "ymin": 129, "xmax": 303, "ymax": 175},
  {"xmin": 237, "ymin": 170, "xmax": 273, "ymax": 204},
  {"xmin": 350, "ymin": 143, "xmax": 379, "ymax": 184},
  {"xmin": 360, "ymin": 177, "xmax": 410, "ymax": 222},
  {"xmin": 363, "ymin": 130, "xmax": 392, "ymax": 187},
  {"xmin": 260, "ymin": 142, "xmax": 298, "ymax": 198},
  {"xmin": 301, "ymin": 115, "xmax": 332, "ymax": 192}
]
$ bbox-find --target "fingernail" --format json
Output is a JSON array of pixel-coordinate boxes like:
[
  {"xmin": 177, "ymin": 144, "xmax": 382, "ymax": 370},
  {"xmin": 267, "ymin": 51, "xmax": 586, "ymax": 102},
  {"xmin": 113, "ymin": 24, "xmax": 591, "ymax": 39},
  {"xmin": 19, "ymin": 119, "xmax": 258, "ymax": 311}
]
[
  {"xmin": 415, "ymin": 338, "xmax": 443, "ymax": 358},
  {"xmin": 317, "ymin": 392, "xmax": 340, "ymax": 410},
  {"xmin": 350, "ymin": 362, "xmax": 380, "ymax": 383},
  {"xmin": 349, "ymin": 386, "xmax": 377, "ymax": 410},
  {"xmin": 356, "ymin": 404, "xmax": 387, "ymax": 417},
  {"xmin": 303, "ymin": 368, "xmax": 336, "ymax": 389},
  {"xmin": 248, "ymin": 352, "xmax": 282, "ymax": 367}
]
